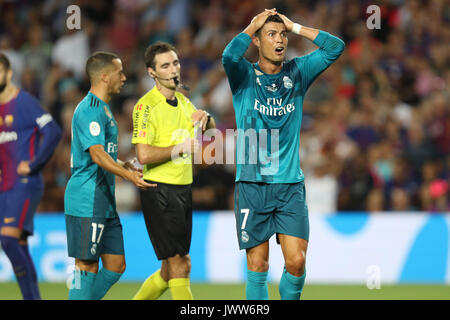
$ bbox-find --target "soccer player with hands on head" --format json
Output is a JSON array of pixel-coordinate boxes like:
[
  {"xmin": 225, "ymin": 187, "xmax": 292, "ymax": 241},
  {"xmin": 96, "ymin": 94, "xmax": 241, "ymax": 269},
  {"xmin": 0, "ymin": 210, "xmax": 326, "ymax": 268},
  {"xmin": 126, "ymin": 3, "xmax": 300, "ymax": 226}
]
[{"xmin": 222, "ymin": 8, "xmax": 345, "ymax": 300}]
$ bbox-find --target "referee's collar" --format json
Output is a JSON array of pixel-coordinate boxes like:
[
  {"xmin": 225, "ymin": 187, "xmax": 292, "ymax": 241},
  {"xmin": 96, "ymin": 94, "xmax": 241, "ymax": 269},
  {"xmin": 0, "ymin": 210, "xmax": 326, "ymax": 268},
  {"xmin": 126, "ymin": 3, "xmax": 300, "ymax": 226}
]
[{"xmin": 152, "ymin": 86, "xmax": 178, "ymax": 106}]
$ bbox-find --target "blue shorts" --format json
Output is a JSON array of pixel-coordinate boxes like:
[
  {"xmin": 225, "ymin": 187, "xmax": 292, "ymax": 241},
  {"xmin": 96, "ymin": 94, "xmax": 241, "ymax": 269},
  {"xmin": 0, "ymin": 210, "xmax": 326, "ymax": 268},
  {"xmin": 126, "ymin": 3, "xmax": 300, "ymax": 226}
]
[
  {"xmin": 234, "ymin": 181, "xmax": 309, "ymax": 250},
  {"xmin": 0, "ymin": 178, "xmax": 43, "ymax": 235},
  {"xmin": 65, "ymin": 215, "xmax": 125, "ymax": 261}
]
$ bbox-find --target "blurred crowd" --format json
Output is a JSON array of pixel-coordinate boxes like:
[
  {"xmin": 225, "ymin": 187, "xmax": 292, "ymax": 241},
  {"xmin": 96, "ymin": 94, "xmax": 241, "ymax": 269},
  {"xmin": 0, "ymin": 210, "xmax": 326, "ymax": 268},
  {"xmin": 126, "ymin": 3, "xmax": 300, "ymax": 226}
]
[{"xmin": 0, "ymin": 0, "xmax": 448, "ymax": 213}]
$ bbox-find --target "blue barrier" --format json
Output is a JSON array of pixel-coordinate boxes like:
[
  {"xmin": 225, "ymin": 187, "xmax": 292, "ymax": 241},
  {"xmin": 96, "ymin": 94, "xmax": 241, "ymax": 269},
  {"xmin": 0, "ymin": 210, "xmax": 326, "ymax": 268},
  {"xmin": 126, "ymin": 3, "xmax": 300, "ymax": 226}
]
[{"xmin": 0, "ymin": 212, "xmax": 449, "ymax": 284}]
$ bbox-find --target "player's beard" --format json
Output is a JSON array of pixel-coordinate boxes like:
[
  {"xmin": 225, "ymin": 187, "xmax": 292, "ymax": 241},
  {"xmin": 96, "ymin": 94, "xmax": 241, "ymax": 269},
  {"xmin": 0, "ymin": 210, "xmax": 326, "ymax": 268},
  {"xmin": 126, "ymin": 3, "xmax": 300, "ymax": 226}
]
[{"xmin": 0, "ymin": 74, "xmax": 7, "ymax": 94}]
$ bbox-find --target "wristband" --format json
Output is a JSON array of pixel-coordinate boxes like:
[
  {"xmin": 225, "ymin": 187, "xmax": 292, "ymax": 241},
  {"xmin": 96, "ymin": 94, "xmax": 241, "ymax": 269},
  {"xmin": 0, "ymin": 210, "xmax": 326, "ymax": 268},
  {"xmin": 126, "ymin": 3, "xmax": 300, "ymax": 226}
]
[{"xmin": 292, "ymin": 23, "xmax": 302, "ymax": 35}]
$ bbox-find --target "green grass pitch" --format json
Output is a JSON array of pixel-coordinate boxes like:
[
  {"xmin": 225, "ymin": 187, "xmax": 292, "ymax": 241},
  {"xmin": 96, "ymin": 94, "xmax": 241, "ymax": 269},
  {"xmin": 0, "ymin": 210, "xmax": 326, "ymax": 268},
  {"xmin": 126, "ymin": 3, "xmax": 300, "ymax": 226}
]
[{"xmin": 0, "ymin": 282, "xmax": 449, "ymax": 300}]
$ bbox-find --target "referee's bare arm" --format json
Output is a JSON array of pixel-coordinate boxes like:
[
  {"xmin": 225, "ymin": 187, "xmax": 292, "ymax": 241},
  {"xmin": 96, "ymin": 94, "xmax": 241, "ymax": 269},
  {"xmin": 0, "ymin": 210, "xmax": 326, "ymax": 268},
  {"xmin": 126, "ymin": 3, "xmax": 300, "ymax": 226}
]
[
  {"xmin": 136, "ymin": 138, "xmax": 199, "ymax": 165},
  {"xmin": 89, "ymin": 144, "xmax": 156, "ymax": 188}
]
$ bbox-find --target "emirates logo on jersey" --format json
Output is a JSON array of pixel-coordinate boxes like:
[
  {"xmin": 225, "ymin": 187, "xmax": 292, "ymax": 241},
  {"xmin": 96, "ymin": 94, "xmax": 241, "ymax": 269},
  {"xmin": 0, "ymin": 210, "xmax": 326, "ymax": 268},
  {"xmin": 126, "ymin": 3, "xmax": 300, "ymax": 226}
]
[{"xmin": 253, "ymin": 98, "xmax": 295, "ymax": 117}]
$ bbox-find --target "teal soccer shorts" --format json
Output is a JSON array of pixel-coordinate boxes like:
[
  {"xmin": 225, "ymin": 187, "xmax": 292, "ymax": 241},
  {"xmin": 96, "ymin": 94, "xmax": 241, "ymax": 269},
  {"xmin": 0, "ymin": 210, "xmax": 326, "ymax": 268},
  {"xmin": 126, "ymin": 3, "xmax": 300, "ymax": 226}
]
[
  {"xmin": 65, "ymin": 215, "xmax": 125, "ymax": 261},
  {"xmin": 234, "ymin": 181, "xmax": 309, "ymax": 250}
]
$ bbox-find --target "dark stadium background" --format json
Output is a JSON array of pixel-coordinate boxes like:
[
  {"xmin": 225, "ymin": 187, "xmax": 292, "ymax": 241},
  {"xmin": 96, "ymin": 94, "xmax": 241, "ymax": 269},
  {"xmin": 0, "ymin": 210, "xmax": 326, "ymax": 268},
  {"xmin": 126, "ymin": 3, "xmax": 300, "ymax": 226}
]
[{"xmin": 0, "ymin": 0, "xmax": 449, "ymax": 300}]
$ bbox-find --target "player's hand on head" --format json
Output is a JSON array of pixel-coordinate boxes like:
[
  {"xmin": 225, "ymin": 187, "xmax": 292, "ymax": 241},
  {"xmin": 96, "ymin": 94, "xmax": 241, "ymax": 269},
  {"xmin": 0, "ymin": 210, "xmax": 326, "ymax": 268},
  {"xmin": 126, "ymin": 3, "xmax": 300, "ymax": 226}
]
[
  {"xmin": 277, "ymin": 13, "xmax": 294, "ymax": 32},
  {"xmin": 253, "ymin": 10, "xmax": 276, "ymax": 25},
  {"xmin": 251, "ymin": 8, "xmax": 278, "ymax": 29}
]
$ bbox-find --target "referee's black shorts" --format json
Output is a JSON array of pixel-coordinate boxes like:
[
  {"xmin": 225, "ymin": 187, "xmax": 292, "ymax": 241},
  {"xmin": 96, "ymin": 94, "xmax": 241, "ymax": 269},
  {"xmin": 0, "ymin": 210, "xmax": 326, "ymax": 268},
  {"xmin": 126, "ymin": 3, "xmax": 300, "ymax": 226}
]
[{"xmin": 139, "ymin": 180, "xmax": 192, "ymax": 260}]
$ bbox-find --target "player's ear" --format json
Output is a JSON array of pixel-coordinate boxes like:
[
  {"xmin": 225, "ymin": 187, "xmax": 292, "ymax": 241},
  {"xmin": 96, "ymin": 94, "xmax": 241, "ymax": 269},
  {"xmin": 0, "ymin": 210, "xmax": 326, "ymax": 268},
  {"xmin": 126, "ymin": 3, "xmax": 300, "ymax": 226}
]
[
  {"xmin": 100, "ymin": 71, "xmax": 110, "ymax": 84},
  {"xmin": 6, "ymin": 68, "xmax": 13, "ymax": 82},
  {"xmin": 147, "ymin": 67, "xmax": 156, "ymax": 78},
  {"xmin": 252, "ymin": 36, "xmax": 260, "ymax": 49}
]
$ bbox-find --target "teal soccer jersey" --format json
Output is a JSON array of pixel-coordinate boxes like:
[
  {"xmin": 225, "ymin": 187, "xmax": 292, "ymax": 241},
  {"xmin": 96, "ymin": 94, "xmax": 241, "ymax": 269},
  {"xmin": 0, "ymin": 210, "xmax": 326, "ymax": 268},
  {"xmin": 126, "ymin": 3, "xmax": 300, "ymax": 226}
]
[
  {"xmin": 222, "ymin": 31, "xmax": 345, "ymax": 183},
  {"xmin": 64, "ymin": 92, "xmax": 119, "ymax": 218}
]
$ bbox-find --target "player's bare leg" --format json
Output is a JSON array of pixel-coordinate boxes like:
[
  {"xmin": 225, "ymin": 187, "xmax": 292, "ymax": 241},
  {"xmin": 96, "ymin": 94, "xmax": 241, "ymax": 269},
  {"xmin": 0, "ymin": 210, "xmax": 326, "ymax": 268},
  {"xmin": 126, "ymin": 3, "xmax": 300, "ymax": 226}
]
[
  {"xmin": 101, "ymin": 253, "xmax": 126, "ymax": 274},
  {"xmin": 245, "ymin": 241, "xmax": 270, "ymax": 299},
  {"xmin": 278, "ymin": 234, "xmax": 308, "ymax": 299},
  {"xmin": 0, "ymin": 226, "xmax": 40, "ymax": 299},
  {"xmin": 166, "ymin": 254, "xmax": 191, "ymax": 278},
  {"xmin": 74, "ymin": 259, "xmax": 99, "ymax": 273},
  {"xmin": 246, "ymin": 241, "xmax": 269, "ymax": 272},
  {"xmin": 165, "ymin": 254, "xmax": 193, "ymax": 299},
  {"xmin": 160, "ymin": 259, "xmax": 170, "ymax": 281}
]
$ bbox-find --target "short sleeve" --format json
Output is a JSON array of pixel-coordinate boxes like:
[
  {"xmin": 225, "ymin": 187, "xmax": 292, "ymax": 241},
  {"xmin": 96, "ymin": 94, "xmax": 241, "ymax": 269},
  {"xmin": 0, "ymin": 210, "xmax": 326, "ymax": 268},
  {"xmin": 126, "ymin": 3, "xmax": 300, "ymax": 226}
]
[
  {"xmin": 131, "ymin": 102, "xmax": 156, "ymax": 145},
  {"xmin": 73, "ymin": 106, "xmax": 105, "ymax": 152}
]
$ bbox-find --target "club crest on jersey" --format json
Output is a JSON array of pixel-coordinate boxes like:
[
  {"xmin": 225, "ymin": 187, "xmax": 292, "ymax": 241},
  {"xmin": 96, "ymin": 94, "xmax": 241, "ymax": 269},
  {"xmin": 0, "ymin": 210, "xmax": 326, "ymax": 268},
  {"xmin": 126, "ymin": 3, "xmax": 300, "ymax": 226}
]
[
  {"xmin": 5, "ymin": 115, "xmax": 14, "ymax": 127},
  {"xmin": 283, "ymin": 76, "xmax": 293, "ymax": 89},
  {"xmin": 241, "ymin": 231, "xmax": 249, "ymax": 243},
  {"xmin": 265, "ymin": 83, "xmax": 278, "ymax": 92}
]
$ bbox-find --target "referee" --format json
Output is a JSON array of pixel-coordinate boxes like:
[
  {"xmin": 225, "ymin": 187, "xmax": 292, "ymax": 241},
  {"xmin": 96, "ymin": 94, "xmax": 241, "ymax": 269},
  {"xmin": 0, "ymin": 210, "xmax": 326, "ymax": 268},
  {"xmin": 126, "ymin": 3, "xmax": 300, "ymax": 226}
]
[{"xmin": 131, "ymin": 42, "xmax": 215, "ymax": 300}]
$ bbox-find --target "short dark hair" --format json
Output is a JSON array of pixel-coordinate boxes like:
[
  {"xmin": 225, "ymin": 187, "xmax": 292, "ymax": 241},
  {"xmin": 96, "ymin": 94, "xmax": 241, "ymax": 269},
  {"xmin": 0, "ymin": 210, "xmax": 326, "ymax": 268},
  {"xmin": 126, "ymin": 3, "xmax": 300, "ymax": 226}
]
[
  {"xmin": 144, "ymin": 42, "xmax": 178, "ymax": 69},
  {"xmin": 0, "ymin": 53, "xmax": 11, "ymax": 71},
  {"xmin": 85, "ymin": 51, "xmax": 119, "ymax": 80},
  {"xmin": 255, "ymin": 14, "xmax": 285, "ymax": 37}
]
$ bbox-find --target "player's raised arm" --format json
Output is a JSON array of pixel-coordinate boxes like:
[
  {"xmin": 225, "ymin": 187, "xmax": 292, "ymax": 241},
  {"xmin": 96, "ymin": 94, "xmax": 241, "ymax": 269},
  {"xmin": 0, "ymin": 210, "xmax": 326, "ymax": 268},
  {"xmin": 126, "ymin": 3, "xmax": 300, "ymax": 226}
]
[
  {"xmin": 222, "ymin": 9, "xmax": 277, "ymax": 93},
  {"xmin": 278, "ymin": 13, "xmax": 345, "ymax": 90}
]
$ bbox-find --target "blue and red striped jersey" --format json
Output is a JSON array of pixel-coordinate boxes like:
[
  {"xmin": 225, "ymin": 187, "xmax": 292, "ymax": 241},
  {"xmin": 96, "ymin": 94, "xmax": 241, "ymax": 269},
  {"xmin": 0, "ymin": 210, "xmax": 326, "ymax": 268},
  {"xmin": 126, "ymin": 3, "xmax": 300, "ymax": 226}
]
[{"xmin": 0, "ymin": 89, "xmax": 61, "ymax": 191}]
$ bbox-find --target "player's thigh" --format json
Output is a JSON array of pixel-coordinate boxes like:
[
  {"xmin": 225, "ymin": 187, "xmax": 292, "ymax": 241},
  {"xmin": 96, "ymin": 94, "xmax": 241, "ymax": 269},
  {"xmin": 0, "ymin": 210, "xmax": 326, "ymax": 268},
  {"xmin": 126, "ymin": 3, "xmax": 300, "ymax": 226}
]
[
  {"xmin": 1, "ymin": 182, "xmax": 43, "ymax": 236},
  {"xmin": 66, "ymin": 215, "xmax": 107, "ymax": 262},
  {"xmin": 274, "ymin": 182, "xmax": 310, "ymax": 243},
  {"xmin": 99, "ymin": 216, "xmax": 125, "ymax": 256},
  {"xmin": 246, "ymin": 241, "xmax": 270, "ymax": 272},
  {"xmin": 278, "ymin": 233, "xmax": 308, "ymax": 273},
  {"xmin": 234, "ymin": 182, "xmax": 274, "ymax": 250}
]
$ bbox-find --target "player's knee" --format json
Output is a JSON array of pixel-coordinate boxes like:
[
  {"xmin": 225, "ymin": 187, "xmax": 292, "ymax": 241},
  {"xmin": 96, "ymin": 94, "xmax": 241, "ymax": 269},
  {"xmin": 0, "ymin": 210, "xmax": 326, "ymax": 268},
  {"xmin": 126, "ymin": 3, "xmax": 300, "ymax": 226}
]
[
  {"xmin": 168, "ymin": 254, "xmax": 191, "ymax": 277},
  {"xmin": 285, "ymin": 254, "xmax": 306, "ymax": 276},
  {"xmin": 117, "ymin": 261, "xmax": 126, "ymax": 274},
  {"xmin": 248, "ymin": 257, "xmax": 269, "ymax": 272},
  {"xmin": 0, "ymin": 235, "xmax": 19, "ymax": 251},
  {"xmin": 180, "ymin": 255, "xmax": 191, "ymax": 275}
]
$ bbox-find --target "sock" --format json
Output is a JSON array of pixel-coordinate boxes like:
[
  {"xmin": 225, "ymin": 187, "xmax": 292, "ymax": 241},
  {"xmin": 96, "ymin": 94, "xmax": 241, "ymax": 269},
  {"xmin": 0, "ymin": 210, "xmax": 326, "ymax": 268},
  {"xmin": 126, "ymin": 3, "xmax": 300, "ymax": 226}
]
[
  {"xmin": 133, "ymin": 269, "xmax": 168, "ymax": 300},
  {"xmin": 91, "ymin": 267, "xmax": 123, "ymax": 300},
  {"xmin": 246, "ymin": 270, "xmax": 269, "ymax": 300},
  {"xmin": 279, "ymin": 267, "xmax": 306, "ymax": 300},
  {"xmin": 19, "ymin": 243, "xmax": 41, "ymax": 300},
  {"xmin": 168, "ymin": 278, "xmax": 193, "ymax": 300},
  {"xmin": 68, "ymin": 270, "xmax": 96, "ymax": 300},
  {"xmin": 0, "ymin": 235, "xmax": 38, "ymax": 300}
]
